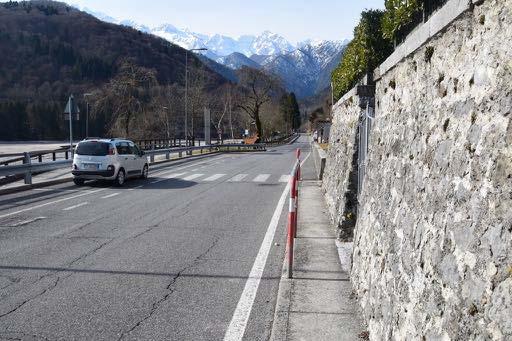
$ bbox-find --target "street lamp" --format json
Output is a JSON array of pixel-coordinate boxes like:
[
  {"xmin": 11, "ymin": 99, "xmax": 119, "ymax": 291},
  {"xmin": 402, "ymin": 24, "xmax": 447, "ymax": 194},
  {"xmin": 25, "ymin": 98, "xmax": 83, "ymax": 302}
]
[
  {"xmin": 162, "ymin": 106, "xmax": 169, "ymax": 139},
  {"xmin": 84, "ymin": 93, "xmax": 93, "ymax": 138},
  {"xmin": 185, "ymin": 47, "xmax": 208, "ymax": 148}
]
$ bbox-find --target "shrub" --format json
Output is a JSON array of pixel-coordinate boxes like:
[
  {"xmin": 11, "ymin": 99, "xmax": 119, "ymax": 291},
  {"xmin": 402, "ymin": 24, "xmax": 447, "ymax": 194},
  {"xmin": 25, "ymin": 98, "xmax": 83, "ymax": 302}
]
[{"xmin": 331, "ymin": 10, "xmax": 393, "ymax": 100}]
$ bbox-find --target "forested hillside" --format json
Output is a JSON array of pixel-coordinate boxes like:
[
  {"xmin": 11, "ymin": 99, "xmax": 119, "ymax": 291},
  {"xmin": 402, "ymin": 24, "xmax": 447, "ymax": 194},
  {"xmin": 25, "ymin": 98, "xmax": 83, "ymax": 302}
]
[{"xmin": 0, "ymin": 1, "xmax": 225, "ymax": 140}]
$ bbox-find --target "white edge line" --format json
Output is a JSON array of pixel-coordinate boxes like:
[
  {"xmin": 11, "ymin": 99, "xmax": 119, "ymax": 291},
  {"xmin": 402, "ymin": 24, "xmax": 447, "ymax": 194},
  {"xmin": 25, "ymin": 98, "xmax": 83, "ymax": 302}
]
[{"xmin": 223, "ymin": 180, "xmax": 291, "ymax": 341}]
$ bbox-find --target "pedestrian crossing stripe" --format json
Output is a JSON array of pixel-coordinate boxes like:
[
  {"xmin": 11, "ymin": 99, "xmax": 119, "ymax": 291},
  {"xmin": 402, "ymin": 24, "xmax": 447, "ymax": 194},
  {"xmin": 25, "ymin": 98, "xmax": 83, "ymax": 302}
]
[
  {"xmin": 228, "ymin": 174, "xmax": 248, "ymax": 182},
  {"xmin": 203, "ymin": 174, "xmax": 226, "ymax": 181},
  {"xmin": 252, "ymin": 174, "xmax": 271, "ymax": 182}
]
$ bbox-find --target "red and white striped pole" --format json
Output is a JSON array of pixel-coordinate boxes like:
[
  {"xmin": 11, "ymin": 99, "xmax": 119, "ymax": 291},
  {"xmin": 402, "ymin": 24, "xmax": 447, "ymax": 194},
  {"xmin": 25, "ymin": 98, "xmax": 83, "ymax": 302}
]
[
  {"xmin": 287, "ymin": 148, "xmax": 301, "ymax": 279},
  {"xmin": 294, "ymin": 149, "xmax": 300, "ymax": 238},
  {"xmin": 287, "ymin": 169, "xmax": 297, "ymax": 279}
]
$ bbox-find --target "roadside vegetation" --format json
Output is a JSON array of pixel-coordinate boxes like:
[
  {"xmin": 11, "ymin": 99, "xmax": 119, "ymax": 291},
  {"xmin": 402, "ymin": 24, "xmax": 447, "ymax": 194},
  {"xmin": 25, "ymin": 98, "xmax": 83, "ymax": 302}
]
[
  {"xmin": 0, "ymin": 1, "xmax": 300, "ymax": 141},
  {"xmin": 331, "ymin": 0, "xmax": 437, "ymax": 101}
]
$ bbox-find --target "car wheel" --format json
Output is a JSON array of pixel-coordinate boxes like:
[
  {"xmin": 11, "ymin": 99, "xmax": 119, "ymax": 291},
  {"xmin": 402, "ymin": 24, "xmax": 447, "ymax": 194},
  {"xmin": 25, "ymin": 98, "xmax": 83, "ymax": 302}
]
[
  {"xmin": 141, "ymin": 165, "xmax": 148, "ymax": 179},
  {"xmin": 114, "ymin": 169, "xmax": 125, "ymax": 187},
  {"xmin": 73, "ymin": 178, "xmax": 85, "ymax": 186}
]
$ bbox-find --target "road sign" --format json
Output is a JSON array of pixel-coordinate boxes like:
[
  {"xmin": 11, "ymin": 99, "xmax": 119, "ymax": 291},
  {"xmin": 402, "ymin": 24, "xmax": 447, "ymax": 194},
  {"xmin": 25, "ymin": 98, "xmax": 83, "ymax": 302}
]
[{"xmin": 64, "ymin": 95, "xmax": 80, "ymax": 121}]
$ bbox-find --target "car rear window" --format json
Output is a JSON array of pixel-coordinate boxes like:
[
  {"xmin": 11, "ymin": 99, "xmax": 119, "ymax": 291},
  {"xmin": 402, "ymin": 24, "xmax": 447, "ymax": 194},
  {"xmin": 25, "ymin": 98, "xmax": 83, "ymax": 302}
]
[{"xmin": 76, "ymin": 142, "xmax": 111, "ymax": 156}]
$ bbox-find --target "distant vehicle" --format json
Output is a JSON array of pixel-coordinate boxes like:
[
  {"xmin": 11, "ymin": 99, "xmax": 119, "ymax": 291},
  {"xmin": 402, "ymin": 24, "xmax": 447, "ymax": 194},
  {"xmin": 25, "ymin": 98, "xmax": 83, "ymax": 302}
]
[{"xmin": 72, "ymin": 138, "xmax": 148, "ymax": 186}]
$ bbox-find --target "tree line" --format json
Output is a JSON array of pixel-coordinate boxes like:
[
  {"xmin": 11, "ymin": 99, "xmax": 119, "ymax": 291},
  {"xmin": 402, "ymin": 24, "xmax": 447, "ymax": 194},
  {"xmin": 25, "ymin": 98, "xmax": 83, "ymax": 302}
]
[{"xmin": 331, "ymin": 0, "xmax": 447, "ymax": 100}]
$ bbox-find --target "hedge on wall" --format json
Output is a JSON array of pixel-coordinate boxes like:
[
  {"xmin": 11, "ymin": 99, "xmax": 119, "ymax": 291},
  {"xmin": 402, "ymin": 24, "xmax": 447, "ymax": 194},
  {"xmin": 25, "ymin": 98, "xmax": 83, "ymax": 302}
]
[
  {"xmin": 382, "ymin": 0, "xmax": 423, "ymax": 42},
  {"xmin": 331, "ymin": 10, "xmax": 393, "ymax": 101}
]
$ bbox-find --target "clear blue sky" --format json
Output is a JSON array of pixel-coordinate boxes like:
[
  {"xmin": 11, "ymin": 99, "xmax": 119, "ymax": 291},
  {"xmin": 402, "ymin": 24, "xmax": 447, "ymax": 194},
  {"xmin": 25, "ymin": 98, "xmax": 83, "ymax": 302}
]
[{"xmin": 62, "ymin": 0, "xmax": 384, "ymax": 42}]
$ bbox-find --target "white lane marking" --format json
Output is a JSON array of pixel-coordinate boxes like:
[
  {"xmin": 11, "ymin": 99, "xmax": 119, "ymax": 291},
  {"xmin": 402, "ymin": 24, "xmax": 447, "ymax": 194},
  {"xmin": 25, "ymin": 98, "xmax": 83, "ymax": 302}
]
[
  {"xmin": 128, "ymin": 185, "xmax": 144, "ymax": 191},
  {"xmin": 252, "ymin": 174, "xmax": 270, "ymax": 182},
  {"xmin": 182, "ymin": 173, "xmax": 204, "ymax": 181},
  {"xmin": 279, "ymin": 174, "xmax": 291, "ymax": 183},
  {"xmin": 203, "ymin": 174, "xmax": 226, "ymax": 182},
  {"xmin": 62, "ymin": 202, "xmax": 89, "ymax": 211},
  {"xmin": 149, "ymin": 155, "xmax": 230, "ymax": 178},
  {"xmin": 0, "ymin": 188, "xmax": 107, "ymax": 220},
  {"xmin": 101, "ymin": 193, "xmax": 120, "ymax": 199},
  {"xmin": 228, "ymin": 174, "xmax": 248, "ymax": 182},
  {"xmin": 4, "ymin": 217, "xmax": 46, "ymax": 227},
  {"xmin": 223, "ymin": 179, "xmax": 290, "ymax": 341},
  {"xmin": 150, "ymin": 173, "xmax": 186, "ymax": 184}
]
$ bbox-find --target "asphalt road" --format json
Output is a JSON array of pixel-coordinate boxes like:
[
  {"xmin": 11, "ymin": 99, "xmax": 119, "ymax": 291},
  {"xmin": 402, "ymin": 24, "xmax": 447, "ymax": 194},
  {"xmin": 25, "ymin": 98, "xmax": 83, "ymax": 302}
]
[{"xmin": 0, "ymin": 136, "xmax": 315, "ymax": 341}]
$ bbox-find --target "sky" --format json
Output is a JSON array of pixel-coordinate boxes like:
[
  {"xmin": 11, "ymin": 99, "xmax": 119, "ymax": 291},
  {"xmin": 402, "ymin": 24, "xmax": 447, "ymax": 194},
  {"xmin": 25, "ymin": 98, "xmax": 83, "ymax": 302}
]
[{"xmin": 62, "ymin": 0, "xmax": 384, "ymax": 43}]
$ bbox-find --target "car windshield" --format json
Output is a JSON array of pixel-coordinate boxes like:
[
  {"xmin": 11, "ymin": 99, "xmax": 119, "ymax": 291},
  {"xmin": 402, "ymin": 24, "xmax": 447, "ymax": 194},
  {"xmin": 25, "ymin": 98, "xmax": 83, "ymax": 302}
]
[{"xmin": 76, "ymin": 142, "xmax": 110, "ymax": 156}]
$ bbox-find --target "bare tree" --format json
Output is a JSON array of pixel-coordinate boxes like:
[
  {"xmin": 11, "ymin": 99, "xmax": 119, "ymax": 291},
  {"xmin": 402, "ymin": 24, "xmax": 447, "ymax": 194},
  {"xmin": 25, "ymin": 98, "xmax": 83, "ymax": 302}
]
[
  {"xmin": 94, "ymin": 61, "xmax": 157, "ymax": 137},
  {"xmin": 236, "ymin": 67, "xmax": 280, "ymax": 139}
]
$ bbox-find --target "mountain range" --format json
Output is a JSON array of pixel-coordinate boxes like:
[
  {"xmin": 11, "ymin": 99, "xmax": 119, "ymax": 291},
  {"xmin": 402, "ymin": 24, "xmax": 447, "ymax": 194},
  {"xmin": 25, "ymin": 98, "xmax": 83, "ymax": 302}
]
[{"xmin": 80, "ymin": 7, "xmax": 348, "ymax": 98}]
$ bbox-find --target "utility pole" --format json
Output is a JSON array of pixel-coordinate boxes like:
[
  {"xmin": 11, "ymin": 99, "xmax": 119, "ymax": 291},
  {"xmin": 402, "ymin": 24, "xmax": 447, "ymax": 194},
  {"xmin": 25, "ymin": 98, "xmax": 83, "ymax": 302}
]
[
  {"xmin": 84, "ymin": 93, "xmax": 92, "ymax": 138},
  {"xmin": 185, "ymin": 47, "xmax": 208, "ymax": 150},
  {"xmin": 229, "ymin": 89, "xmax": 234, "ymax": 140}
]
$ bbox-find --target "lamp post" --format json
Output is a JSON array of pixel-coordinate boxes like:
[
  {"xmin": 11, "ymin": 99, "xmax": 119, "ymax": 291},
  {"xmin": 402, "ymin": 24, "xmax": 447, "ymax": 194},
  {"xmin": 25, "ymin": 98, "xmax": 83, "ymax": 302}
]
[
  {"xmin": 185, "ymin": 47, "xmax": 208, "ymax": 148},
  {"xmin": 84, "ymin": 93, "xmax": 93, "ymax": 138},
  {"xmin": 162, "ymin": 106, "xmax": 169, "ymax": 139}
]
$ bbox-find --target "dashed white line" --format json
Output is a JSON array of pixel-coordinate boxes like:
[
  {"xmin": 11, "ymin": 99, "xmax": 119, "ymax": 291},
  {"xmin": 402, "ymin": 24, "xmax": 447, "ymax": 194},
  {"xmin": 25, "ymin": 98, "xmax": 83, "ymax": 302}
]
[
  {"xmin": 182, "ymin": 173, "xmax": 204, "ymax": 181},
  {"xmin": 228, "ymin": 174, "xmax": 248, "ymax": 182},
  {"xmin": 62, "ymin": 202, "xmax": 89, "ymax": 211},
  {"xmin": 223, "ymin": 178, "xmax": 290, "ymax": 341},
  {"xmin": 203, "ymin": 174, "xmax": 226, "ymax": 182},
  {"xmin": 0, "ymin": 188, "xmax": 107, "ymax": 219},
  {"xmin": 101, "ymin": 193, "xmax": 120, "ymax": 199},
  {"xmin": 252, "ymin": 174, "xmax": 270, "ymax": 182}
]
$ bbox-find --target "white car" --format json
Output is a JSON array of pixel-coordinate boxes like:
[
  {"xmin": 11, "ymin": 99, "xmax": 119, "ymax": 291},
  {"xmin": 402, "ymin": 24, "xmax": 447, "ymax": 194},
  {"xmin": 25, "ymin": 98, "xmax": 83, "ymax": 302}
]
[{"xmin": 72, "ymin": 138, "xmax": 148, "ymax": 186}]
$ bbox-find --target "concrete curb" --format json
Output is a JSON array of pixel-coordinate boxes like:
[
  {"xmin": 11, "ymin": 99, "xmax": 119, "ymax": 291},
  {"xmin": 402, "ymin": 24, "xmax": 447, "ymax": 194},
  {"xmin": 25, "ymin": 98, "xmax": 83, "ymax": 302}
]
[{"xmin": 269, "ymin": 251, "xmax": 292, "ymax": 341}]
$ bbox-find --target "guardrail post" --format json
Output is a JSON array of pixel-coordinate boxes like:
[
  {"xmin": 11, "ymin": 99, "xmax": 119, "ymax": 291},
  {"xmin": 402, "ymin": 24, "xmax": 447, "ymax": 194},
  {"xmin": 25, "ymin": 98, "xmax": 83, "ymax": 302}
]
[
  {"xmin": 179, "ymin": 151, "xmax": 182, "ymax": 158},
  {"xmin": 165, "ymin": 150, "xmax": 170, "ymax": 160},
  {"xmin": 52, "ymin": 152, "xmax": 56, "ymax": 161},
  {"xmin": 23, "ymin": 152, "xmax": 32, "ymax": 185},
  {"xmin": 65, "ymin": 151, "xmax": 69, "ymax": 160},
  {"xmin": 38, "ymin": 155, "xmax": 42, "ymax": 163}
]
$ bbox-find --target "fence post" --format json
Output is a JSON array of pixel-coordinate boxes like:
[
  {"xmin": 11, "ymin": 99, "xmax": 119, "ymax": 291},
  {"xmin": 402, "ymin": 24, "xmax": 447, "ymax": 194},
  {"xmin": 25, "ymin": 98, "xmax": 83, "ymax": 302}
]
[{"xmin": 23, "ymin": 152, "xmax": 32, "ymax": 185}]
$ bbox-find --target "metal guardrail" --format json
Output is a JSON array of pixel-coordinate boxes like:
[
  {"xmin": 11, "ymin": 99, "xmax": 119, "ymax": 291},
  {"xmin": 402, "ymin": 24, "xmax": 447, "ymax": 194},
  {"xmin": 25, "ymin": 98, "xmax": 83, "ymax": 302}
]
[{"xmin": 0, "ymin": 144, "xmax": 267, "ymax": 185}]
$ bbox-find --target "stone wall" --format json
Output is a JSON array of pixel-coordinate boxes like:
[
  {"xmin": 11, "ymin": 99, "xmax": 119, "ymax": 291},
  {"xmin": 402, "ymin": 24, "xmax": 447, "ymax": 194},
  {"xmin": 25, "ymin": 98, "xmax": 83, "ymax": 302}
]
[
  {"xmin": 349, "ymin": 0, "xmax": 512, "ymax": 339},
  {"xmin": 322, "ymin": 87, "xmax": 364, "ymax": 240}
]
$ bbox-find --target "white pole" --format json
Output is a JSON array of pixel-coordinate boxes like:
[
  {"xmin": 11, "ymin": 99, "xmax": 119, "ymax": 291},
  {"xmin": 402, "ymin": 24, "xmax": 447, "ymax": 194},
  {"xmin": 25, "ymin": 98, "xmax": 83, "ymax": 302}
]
[{"xmin": 69, "ymin": 95, "xmax": 73, "ymax": 155}]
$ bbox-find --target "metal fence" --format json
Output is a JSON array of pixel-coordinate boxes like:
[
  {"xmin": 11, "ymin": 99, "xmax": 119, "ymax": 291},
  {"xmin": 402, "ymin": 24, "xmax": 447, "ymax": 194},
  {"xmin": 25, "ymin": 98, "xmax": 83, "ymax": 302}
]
[
  {"xmin": 0, "ymin": 143, "xmax": 266, "ymax": 186},
  {"xmin": 357, "ymin": 105, "xmax": 374, "ymax": 200}
]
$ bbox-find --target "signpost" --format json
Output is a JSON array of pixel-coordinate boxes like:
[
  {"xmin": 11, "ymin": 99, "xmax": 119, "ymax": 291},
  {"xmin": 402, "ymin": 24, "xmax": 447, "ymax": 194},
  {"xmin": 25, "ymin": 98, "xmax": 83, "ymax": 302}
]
[{"xmin": 64, "ymin": 95, "xmax": 80, "ymax": 155}]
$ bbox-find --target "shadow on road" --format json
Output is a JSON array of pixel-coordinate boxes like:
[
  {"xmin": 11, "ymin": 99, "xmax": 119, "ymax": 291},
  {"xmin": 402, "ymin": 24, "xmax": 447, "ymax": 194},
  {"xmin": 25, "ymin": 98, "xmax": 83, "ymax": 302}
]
[{"xmin": 0, "ymin": 265, "xmax": 280, "ymax": 281}]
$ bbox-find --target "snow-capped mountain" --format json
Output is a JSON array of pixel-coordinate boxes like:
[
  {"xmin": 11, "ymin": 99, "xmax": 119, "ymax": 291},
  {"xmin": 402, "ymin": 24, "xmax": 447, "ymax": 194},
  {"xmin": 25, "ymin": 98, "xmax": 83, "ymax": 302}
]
[
  {"xmin": 78, "ymin": 6, "xmax": 348, "ymax": 98},
  {"xmin": 215, "ymin": 53, "xmax": 261, "ymax": 70},
  {"xmin": 261, "ymin": 40, "xmax": 346, "ymax": 98}
]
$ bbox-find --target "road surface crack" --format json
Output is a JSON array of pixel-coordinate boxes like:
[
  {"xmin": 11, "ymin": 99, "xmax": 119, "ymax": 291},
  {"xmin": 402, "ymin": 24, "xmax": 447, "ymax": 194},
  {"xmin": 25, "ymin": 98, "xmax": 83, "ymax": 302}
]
[
  {"xmin": 0, "ymin": 277, "xmax": 60, "ymax": 320},
  {"xmin": 117, "ymin": 235, "xmax": 221, "ymax": 340}
]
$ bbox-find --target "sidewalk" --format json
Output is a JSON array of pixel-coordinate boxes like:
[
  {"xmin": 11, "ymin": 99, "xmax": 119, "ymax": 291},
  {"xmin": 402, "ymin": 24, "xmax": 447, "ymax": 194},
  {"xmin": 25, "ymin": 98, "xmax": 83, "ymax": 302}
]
[{"xmin": 271, "ymin": 180, "xmax": 367, "ymax": 341}]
